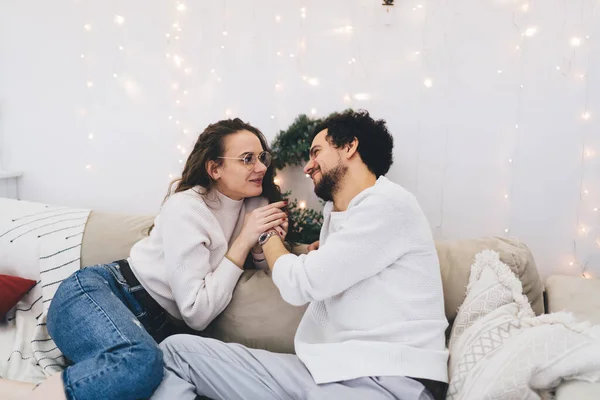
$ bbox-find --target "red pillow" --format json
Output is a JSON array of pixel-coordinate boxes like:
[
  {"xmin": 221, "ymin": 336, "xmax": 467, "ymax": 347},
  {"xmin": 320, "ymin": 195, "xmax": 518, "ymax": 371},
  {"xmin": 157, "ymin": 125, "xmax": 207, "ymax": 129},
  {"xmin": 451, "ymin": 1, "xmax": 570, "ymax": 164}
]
[{"xmin": 0, "ymin": 274, "xmax": 37, "ymax": 319}]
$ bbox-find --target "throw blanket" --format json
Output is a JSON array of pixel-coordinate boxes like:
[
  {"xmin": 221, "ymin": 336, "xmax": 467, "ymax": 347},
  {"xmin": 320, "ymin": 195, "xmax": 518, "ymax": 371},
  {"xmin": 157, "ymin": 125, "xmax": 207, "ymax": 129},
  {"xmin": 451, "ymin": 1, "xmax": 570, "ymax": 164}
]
[
  {"xmin": 0, "ymin": 198, "xmax": 90, "ymax": 382},
  {"xmin": 447, "ymin": 250, "xmax": 600, "ymax": 400}
]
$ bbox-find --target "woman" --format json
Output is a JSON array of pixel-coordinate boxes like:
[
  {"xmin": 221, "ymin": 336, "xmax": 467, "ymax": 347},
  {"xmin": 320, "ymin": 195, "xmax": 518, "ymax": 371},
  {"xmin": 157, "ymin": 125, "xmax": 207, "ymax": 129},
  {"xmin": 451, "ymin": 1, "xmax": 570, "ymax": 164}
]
[{"xmin": 1, "ymin": 118, "xmax": 289, "ymax": 400}]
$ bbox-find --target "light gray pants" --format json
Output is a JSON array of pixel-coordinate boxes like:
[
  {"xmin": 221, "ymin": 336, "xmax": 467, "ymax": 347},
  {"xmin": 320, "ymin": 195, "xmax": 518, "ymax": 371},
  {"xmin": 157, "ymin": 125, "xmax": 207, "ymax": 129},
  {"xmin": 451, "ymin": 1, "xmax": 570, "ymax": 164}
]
[{"xmin": 150, "ymin": 335, "xmax": 435, "ymax": 400}]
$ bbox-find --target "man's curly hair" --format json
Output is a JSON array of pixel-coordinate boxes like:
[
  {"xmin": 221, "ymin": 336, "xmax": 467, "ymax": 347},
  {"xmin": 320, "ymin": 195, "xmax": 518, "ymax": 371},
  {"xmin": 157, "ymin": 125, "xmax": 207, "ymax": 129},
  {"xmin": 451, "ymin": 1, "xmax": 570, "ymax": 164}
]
[{"xmin": 311, "ymin": 109, "xmax": 394, "ymax": 177}]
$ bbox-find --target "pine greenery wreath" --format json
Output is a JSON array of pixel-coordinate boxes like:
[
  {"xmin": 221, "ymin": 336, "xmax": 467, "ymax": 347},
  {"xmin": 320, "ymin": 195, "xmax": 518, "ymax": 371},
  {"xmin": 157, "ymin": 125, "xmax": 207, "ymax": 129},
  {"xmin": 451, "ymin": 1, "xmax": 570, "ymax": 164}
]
[{"xmin": 270, "ymin": 113, "xmax": 331, "ymax": 244}]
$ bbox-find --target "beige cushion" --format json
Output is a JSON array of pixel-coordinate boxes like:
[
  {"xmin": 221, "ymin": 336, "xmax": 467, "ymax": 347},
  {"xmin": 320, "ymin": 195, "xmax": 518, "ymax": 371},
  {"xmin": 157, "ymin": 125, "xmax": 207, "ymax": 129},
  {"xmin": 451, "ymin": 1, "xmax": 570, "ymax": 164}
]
[
  {"xmin": 546, "ymin": 275, "xmax": 600, "ymax": 325},
  {"xmin": 203, "ymin": 270, "xmax": 307, "ymax": 354},
  {"xmin": 436, "ymin": 237, "xmax": 543, "ymax": 322},
  {"xmin": 81, "ymin": 211, "xmax": 155, "ymax": 267}
]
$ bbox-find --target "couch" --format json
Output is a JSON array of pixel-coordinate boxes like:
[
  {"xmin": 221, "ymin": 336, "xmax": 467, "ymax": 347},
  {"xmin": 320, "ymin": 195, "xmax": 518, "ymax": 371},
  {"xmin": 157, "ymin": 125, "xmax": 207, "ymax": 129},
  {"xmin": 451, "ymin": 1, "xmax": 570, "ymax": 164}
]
[{"xmin": 80, "ymin": 210, "xmax": 599, "ymax": 399}]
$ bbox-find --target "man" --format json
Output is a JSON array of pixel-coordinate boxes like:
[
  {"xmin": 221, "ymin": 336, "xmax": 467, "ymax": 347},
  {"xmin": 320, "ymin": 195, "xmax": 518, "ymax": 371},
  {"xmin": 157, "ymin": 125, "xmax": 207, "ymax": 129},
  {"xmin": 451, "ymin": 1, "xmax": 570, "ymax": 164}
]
[{"xmin": 151, "ymin": 110, "xmax": 449, "ymax": 400}]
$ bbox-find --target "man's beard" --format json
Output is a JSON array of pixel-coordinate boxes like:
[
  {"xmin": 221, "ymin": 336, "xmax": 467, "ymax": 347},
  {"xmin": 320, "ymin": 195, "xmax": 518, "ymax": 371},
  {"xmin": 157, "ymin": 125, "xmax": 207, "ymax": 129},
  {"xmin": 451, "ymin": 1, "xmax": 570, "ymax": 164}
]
[{"xmin": 314, "ymin": 164, "xmax": 347, "ymax": 202}]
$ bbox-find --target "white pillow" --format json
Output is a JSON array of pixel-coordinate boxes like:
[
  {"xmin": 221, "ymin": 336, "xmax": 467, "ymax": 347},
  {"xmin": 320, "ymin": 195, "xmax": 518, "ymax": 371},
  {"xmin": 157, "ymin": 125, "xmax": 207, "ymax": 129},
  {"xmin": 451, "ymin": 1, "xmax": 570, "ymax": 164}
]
[{"xmin": 447, "ymin": 250, "xmax": 600, "ymax": 400}]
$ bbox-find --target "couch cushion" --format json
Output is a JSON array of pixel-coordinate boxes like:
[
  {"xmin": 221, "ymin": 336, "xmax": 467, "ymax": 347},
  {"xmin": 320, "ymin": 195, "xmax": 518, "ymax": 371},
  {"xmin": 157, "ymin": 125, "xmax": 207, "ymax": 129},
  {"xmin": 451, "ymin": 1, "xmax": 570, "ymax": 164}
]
[
  {"xmin": 437, "ymin": 237, "xmax": 544, "ymax": 324},
  {"xmin": 203, "ymin": 270, "xmax": 307, "ymax": 354},
  {"xmin": 545, "ymin": 275, "xmax": 600, "ymax": 325},
  {"xmin": 81, "ymin": 211, "xmax": 155, "ymax": 267}
]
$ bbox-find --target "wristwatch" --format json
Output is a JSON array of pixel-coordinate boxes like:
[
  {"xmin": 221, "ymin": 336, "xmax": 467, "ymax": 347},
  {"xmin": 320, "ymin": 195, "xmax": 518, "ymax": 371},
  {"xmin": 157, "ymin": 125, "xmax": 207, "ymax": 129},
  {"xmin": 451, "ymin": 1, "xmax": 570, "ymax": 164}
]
[{"xmin": 258, "ymin": 230, "xmax": 278, "ymax": 246}]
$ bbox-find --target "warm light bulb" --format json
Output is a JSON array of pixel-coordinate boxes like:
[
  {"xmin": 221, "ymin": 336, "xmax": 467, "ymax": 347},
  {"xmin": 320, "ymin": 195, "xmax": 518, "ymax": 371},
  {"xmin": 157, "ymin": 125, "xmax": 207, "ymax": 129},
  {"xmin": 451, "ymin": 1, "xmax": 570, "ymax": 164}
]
[
  {"xmin": 222, "ymin": 31, "xmax": 228, "ymax": 36},
  {"xmin": 570, "ymin": 37, "xmax": 581, "ymax": 47},
  {"xmin": 85, "ymin": 165, "xmax": 92, "ymax": 169},
  {"xmin": 504, "ymin": 228, "xmax": 510, "ymax": 233},
  {"xmin": 80, "ymin": 54, "xmax": 85, "ymax": 59},
  {"xmin": 307, "ymin": 78, "xmax": 319, "ymax": 86},
  {"xmin": 516, "ymin": 124, "xmax": 519, "ymax": 129},
  {"xmin": 343, "ymin": 94, "xmax": 351, "ymax": 102},
  {"xmin": 277, "ymin": 51, "xmax": 282, "ymax": 56},
  {"xmin": 569, "ymin": 262, "xmax": 574, "ymax": 266},
  {"xmin": 173, "ymin": 55, "xmax": 184, "ymax": 67},
  {"xmin": 88, "ymin": 133, "xmax": 94, "ymax": 139},
  {"xmin": 168, "ymin": 116, "xmax": 173, "ymax": 120},
  {"xmin": 524, "ymin": 27, "xmax": 537, "ymax": 37},
  {"xmin": 305, "ymin": 174, "xmax": 311, "ymax": 178},
  {"xmin": 179, "ymin": 160, "xmax": 183, "ymax": 164},
  {"xmin": 299, "ymin": 201, "xmax": 307, "ymax": 209},
  {"xmin": 118, "ymin": 45, "xmax": 124, "ymax": 51},
  {"xmin": 274, "ymin": 178, "xmax": 280, "ymax": 185},
  {"xmin": 225, "ymin": 109, "xmax": 232, "ymax": 116},
  {"xmin": 423, "ymin": 79, "xmax": 433, "ymax": 88},
  {"xmin": 584, "ymin": 189, "xmax": 589, "ymax": 195},
  {"xmin": 508, "ymin": 158, "xmax": 513, "ymax": 163},
  {"xmin": 177, "ymin": 3, "xmax": 186, "ymax": 11},
  {"xmin": 84, "ymin": 24, "xmax": 92, "ymax": 31},
  {"xmin": 582, "ymin": 111, "xmax": 591, "ymax": 120},
  {"xmin": 593, "ymin": 207, "xmax": 598, "ymax": 212},
  {"xmin": 521, "ymin": 4, "xmax": 529, "ymax": 12},
  {"xmin": 184, "ymin": 67, "xmax": 192, "ymax": 74},
  {"xmin": 175, "ymin": 100, "xmax": 181, "ymax": 105},
  {"xmin": 183, "ymin": 90, "xmax": 188, "ymax": 95},
  {"xmin": 556, "ymin": 66, "xmax": 561, "ymax": 71},
  {"xmin": 113, "ymin": 73, "xmax": 118, "ymax": 78},
  {"xmin": 289, "ymin": 54, "xmax": 295, "ymax": 58},
  {"xmin": 114, "ymin": 15, "xmax": 125, "ymax": 25},
  {"xmin": 311, "ymin": 108, "xmax": 317, "ymax": 115},
  {"xmin": 176, "ymin": 120, "xmax": 180, "ymax": 125},
  {"xmin": 221, "ymin": 45, "xmax": 225, "ymax": 49},
  {"xmin": 497, "ymin": 70, "xmax": 502, "ymax": 74},
  {"xmin": 270, "ymin": 115, "xmax": 275, "ymax": 119},
  {"xmin": 582, "ymin": 272, "xmax": 592, "ymax": 279},
  {"xmin": 166, "ymin": 33, "xmax": 171, "ymax": 38},
  {"xmin": 183, "ymin": 129, "xmax": 189, "ymax": 134},
  {"xmin": 275, "ymin": 15, "xmax": 281, "ymax": 22},
  {"xmin": 86, "ymin": 81, "xmax": 93, "ymax": 88},
  {"xmin": 172, "ymin": 83, "xmax": 179, "ymax": 90},
  {"xmin": 275, "ymin": 83, "xmax": 281, "ymax": 89},
  {"xmin": 354, "ymin": 93, "xmax": 370, "ymax": 101}
]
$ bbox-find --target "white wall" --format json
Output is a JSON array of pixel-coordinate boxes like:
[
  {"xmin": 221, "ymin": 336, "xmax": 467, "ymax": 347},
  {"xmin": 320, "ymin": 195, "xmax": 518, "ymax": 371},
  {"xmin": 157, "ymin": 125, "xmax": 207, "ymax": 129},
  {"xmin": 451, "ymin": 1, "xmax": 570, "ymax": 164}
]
[{"xmin": 1, "ymin": 0, "xmax": 599, "ymax": 279}]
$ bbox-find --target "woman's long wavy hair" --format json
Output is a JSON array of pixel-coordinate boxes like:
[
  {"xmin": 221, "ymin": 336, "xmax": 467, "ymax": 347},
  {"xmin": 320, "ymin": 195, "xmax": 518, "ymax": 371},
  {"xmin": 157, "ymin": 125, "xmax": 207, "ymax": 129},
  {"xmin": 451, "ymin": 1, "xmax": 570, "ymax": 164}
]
[{"xmin": 149, "ymin": 118, "xmax": 284, "ymax": 233}]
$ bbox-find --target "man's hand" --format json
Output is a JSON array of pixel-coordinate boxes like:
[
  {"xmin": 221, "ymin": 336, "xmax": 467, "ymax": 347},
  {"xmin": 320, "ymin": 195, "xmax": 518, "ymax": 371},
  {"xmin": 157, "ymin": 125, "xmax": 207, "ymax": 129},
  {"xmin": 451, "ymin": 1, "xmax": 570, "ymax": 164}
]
[{"xmin": 308, "ymin": 240, "xmax": 320, "ymax": 252}]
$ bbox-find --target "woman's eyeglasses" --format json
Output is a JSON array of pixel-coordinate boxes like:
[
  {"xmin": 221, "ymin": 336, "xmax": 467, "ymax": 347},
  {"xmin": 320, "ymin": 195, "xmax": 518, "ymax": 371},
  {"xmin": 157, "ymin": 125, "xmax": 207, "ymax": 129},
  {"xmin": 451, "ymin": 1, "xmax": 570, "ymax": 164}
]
[{"xmin": 218, "ymin": 151, "xmax": 272, "ymax": 170}]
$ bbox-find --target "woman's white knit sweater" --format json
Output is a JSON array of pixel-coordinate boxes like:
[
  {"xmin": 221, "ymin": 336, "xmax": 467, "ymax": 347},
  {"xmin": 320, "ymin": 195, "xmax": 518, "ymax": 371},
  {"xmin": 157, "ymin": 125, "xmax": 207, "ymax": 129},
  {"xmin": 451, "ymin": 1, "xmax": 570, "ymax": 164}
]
[
  {"xmin": 272, "ymin": 176, "xmax": 449, "ymax": 384},
  {"xmin": 128, "ymin": 188, "xmax": 266, "ymax": 331}
]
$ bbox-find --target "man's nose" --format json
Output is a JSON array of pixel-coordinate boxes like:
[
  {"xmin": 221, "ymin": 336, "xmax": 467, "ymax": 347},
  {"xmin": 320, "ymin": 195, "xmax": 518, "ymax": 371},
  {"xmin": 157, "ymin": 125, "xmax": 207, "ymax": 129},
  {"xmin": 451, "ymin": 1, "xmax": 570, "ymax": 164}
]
[{"xmin": 303, "ymin": 159, "xmax": 314, "ymax": 175}]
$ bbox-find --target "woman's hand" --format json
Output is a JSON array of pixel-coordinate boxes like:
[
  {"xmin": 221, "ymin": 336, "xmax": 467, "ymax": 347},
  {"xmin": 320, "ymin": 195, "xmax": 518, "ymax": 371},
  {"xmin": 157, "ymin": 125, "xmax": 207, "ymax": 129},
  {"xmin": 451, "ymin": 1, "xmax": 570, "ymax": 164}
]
[
  {"xmin": 274, "ymin": 219, "xmax": 288, "ymax": 241},
  {"xmin": 238, "ymin": 201, "xmax": 287, "ymax": 250}
]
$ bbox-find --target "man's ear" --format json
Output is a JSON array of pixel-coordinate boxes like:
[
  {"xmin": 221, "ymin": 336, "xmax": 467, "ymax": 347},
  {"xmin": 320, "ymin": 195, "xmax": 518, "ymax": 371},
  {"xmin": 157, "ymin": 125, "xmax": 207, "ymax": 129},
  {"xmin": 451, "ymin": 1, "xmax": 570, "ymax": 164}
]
[
  {"xmin": 344, "ymin": 137, "xmax": 359, "ymax": 159},
  {"xmin": 206, "ymin": 160, "xmax": 222, "ymax": 181}
]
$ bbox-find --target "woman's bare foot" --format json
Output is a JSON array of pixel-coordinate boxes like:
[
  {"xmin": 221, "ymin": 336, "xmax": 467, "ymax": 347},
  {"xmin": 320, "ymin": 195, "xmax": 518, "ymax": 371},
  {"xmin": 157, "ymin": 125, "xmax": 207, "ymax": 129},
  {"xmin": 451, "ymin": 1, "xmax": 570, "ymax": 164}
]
[{"xmin": 0, "ymin": 378, "xmax": 36, "ymax": 399}]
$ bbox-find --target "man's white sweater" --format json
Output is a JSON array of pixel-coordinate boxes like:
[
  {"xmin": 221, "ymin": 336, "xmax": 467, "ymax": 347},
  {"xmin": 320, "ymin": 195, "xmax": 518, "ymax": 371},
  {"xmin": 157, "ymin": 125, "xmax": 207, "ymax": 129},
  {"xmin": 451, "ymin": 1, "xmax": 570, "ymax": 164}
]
[
  {"xmin": 272, "ymin": 176, "xmax": 449, "ymax": 384},
  {"xmin": 128, "ymin": 189, "xmax": 266, "ymax": 331}
]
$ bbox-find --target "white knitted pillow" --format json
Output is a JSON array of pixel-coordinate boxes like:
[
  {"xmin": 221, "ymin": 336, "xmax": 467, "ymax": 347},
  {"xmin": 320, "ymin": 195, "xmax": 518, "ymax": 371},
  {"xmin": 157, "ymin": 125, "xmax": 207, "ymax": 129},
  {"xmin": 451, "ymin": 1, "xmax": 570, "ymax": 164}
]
[{"xmin": 447, "ymin": 250, "xmax": 600, "ymax": 400}]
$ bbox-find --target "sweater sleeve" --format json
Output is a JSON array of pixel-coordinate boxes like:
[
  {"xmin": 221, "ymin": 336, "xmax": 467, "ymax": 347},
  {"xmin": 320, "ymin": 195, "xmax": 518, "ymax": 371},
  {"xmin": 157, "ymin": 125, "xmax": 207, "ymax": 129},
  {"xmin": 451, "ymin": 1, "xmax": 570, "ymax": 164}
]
[
  {"xmin": 160, "ymin": 194, "xmax": 243, "ymax": 330},
  {"xmin": 271, "ymin": 195, "xmax": 415, "ymax": 306}
]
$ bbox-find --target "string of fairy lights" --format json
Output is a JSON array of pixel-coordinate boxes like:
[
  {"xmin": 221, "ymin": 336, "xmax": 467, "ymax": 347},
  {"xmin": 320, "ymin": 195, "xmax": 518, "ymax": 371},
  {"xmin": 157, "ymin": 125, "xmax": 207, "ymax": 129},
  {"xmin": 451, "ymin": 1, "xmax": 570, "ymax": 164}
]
[{"xmin": 74, "ymin": 1, "xmax": 598, "ymax": 277}]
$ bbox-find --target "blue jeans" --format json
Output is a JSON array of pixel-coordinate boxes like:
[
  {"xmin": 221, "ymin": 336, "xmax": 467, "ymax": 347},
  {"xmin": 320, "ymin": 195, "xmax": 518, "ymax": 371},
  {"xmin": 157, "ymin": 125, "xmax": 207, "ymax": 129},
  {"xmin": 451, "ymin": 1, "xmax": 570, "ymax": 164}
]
[{"xmin": 47, "ymin": 263, "xmax": 166, "ymax": 400}]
